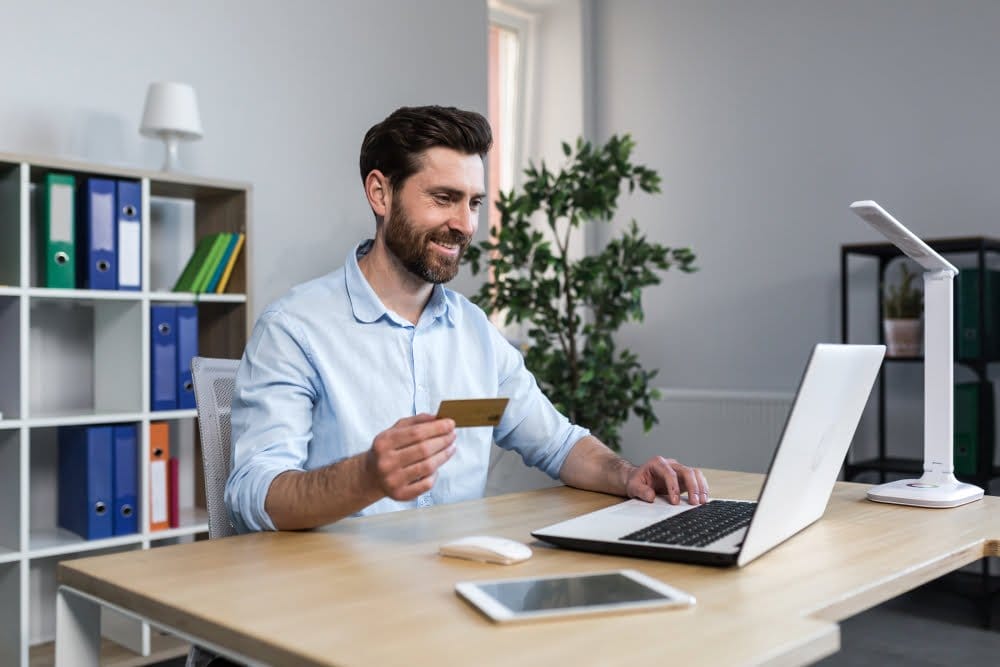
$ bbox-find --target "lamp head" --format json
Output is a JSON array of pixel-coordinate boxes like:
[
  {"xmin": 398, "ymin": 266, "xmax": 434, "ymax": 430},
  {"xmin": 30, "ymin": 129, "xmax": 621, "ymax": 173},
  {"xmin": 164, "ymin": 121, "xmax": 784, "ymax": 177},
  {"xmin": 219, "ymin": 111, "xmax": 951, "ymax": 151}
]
[
  {"xmin": 140, "ymin": 82, "xmax": 203, "ymax": 170},
  {"xmin": 849, "ymin": 201, "xmax": 956, "ymax": 275},
  {"xmin": 140, "ymin": 82, "xmax": 203, "ymax": 139}
]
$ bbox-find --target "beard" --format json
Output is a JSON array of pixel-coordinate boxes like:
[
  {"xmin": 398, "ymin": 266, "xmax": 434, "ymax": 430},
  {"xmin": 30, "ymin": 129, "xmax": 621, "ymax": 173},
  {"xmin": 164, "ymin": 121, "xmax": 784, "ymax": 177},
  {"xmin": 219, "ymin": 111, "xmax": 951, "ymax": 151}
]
[{"xmin": 382, "ymin": 204, "xmax": 471, "ymax": 284}]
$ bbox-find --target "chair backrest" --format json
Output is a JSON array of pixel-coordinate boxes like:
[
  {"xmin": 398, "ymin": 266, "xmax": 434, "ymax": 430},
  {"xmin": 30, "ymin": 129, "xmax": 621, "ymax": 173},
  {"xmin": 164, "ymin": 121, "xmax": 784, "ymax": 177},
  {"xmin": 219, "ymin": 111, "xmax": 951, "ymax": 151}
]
[{"xmin": 190, "ymin": 356, "xmax": 241, "ymax": 539}]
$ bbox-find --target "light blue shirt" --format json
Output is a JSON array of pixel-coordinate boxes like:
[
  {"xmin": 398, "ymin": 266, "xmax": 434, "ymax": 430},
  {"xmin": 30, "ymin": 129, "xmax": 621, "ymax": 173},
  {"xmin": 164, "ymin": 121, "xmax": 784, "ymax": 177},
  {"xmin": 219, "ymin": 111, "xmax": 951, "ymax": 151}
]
[{"xmin": 226, "ymin": 240, "xmax": 588, "ymax": 532}]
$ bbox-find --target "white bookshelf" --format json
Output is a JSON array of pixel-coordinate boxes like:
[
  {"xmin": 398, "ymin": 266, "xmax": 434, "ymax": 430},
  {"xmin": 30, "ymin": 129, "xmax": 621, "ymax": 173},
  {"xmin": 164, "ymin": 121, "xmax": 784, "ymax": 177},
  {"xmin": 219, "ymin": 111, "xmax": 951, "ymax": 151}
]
[{"xmin": 0, "ymin": 152, "xmax": 252, "ymax": 666}]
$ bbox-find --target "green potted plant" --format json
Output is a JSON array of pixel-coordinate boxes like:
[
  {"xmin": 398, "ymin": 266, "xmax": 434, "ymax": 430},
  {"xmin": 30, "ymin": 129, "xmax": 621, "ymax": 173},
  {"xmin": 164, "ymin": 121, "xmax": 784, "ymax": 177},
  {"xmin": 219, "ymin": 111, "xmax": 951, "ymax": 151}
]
[
  {"xmin": 464, "ymin": 135, "xmax": 696, "ymax": 451},
  {"xmin": 883, "ymin": 261, "xmax": 923, "ymax": 357}
]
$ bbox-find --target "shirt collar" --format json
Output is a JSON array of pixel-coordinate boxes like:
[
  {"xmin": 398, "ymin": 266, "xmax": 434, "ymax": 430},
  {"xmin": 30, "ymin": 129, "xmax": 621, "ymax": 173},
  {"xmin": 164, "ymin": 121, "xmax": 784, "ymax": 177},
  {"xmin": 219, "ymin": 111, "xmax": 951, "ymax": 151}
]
[{"xmin": 345, "ymin": 239, "xmax": 457, "ymax": 327}]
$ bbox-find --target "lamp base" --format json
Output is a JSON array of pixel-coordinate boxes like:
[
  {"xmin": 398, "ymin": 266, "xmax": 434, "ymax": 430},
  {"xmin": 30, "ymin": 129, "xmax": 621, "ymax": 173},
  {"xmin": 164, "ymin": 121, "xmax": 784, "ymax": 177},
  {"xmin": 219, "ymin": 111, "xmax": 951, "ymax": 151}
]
[
  {"xmin": 866, "ymin": 473, "xmax": 984, "ymax": 508},
  {"xmin": 160, "ymin": 134, "xmax": 180, "ymax": 171}
]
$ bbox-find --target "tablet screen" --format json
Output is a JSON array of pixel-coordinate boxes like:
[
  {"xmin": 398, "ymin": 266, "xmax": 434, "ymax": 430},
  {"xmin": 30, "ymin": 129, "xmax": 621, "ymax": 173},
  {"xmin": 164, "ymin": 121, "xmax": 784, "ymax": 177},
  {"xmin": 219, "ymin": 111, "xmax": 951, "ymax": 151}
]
[
  {"xmin": 478, "ymin": 572, "xmax": 666, "ymax": 612},
  {"xmin": 455, "ymin": 569, "xmax": 694, "ymax": 623}
]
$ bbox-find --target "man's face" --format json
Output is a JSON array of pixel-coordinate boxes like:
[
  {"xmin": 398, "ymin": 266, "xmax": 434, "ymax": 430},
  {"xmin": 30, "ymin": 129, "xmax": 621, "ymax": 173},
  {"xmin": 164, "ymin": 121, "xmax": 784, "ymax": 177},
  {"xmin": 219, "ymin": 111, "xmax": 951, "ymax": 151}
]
[{"xmin": 382, "ymin": 147, "xmax": 486, "ymax": 284}]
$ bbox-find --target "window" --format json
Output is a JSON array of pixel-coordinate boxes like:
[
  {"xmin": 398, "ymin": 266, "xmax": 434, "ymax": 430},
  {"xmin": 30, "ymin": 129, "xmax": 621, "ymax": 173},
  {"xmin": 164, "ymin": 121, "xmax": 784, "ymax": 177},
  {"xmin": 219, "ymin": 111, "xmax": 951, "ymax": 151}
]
[
  {"xmin": 487, "ymin": 3, "xmax": 534, "ymax": 333},
  {"xmin": 488, "ymin": 2, "xmax": 535, "ymax": 229},
  {"xmin": 487, "ymin": 21, "xmax": 521, "ymax": 237}
]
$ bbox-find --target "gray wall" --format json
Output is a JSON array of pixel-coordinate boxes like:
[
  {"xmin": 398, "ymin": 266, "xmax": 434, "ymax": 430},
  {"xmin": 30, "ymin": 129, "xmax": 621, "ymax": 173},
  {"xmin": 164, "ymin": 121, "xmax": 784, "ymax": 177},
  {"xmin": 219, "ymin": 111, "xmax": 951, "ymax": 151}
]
[
  {"xmin": 0, "ymin": 0, "xmax": 488, "ymax": 315},
  {"xmin": 594, "ymin": 0, "xmax": 1000, "ymax": 390},
  {"xmin": 589, "ymin": 1, "xmax": 1000, "ymax": 464}
]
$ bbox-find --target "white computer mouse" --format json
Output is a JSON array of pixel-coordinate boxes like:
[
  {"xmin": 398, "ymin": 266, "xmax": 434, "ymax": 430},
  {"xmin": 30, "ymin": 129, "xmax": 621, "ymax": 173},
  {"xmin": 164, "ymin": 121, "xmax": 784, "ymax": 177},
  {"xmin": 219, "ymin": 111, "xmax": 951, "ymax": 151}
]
[{"xmin": 439, "ymin": 535, "xmax": 533, "ymax": 565}]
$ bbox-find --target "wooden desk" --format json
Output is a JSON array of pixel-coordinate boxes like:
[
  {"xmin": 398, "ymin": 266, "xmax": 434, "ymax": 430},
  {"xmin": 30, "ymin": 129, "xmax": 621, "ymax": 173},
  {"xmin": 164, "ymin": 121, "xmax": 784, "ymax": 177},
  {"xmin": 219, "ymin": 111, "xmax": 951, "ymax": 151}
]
[{"xmin": 56, "ymin": 470, "xmax": 1000, "ymax": 666}]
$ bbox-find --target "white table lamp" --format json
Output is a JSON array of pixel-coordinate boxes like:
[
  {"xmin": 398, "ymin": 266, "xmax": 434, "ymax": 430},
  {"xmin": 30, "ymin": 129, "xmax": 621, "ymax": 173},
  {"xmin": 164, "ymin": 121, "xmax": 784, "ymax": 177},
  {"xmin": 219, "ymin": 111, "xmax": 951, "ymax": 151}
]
[
  {"xmin": 850, "ymin": 200, "xmax": 984, "ymax": 508},
  {"xmin": 140, "ymin": 82, "xmax": 203, "ymax": 171}
]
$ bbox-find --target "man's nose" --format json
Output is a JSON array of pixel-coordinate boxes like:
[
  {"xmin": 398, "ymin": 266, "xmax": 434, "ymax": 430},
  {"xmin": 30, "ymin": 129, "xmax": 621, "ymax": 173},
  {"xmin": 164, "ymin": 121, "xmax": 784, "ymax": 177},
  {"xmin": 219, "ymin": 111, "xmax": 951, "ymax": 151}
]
[{"xmin": 449, "ymin": 205, "xmax": 477, "ymax": 237}]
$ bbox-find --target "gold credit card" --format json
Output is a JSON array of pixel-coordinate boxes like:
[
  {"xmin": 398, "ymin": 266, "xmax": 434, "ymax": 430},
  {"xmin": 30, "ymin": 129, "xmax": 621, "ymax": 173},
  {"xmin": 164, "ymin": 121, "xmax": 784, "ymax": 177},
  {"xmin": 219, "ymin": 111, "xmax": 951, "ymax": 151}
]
[{"xmin": 436, "ymin": 398, "xmax": 509, "ymax": 428}]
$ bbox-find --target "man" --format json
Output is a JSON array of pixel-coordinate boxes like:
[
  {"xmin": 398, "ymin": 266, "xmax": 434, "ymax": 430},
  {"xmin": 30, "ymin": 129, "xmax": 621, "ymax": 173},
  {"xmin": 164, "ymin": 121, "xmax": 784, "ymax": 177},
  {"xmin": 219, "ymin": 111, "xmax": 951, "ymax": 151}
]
[{"xmin": 226, "ymin": 105, "xmax": 709, "ymax": 533}]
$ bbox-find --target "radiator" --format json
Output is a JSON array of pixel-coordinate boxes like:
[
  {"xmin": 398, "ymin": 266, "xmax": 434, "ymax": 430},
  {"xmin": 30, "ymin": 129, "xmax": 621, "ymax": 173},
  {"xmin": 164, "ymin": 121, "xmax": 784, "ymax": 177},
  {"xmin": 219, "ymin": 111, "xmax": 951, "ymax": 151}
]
[{"xmin": 648, "ymin": 389, "xmax": 795, "ymax": 474}]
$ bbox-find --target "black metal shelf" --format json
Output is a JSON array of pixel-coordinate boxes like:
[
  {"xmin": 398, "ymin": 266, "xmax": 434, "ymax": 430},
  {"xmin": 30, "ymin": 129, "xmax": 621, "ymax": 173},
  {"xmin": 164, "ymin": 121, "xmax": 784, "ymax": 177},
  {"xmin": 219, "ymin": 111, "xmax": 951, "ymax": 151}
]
[{"xmin": 841, "ymin": 236, "xmax": 1000, "ymax": 491}]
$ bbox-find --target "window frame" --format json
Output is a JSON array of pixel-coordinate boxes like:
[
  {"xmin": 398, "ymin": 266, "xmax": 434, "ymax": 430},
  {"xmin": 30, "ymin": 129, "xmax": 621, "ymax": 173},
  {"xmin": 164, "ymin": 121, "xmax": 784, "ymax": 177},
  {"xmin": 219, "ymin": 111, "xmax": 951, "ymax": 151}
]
[{"xmin": 488, "ymin": 1, "xmax": 537, "ymax": 196}]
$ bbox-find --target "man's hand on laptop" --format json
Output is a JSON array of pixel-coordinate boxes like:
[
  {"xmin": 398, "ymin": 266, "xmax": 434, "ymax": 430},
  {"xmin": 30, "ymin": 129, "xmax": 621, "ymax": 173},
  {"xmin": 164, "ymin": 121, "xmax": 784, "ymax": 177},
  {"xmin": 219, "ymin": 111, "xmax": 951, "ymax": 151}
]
[{"xmin": 626, "ymin": 457, "xmax": 709, "ymax": 506}]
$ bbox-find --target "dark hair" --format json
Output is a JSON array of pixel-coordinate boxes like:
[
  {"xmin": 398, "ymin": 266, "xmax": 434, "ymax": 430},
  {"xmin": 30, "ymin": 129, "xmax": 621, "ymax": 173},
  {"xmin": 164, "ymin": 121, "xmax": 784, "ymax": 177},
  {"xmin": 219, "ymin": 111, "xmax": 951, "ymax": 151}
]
[{"xmin": 359, "ymin": 105, "xmax": 493, "ymax": 189}]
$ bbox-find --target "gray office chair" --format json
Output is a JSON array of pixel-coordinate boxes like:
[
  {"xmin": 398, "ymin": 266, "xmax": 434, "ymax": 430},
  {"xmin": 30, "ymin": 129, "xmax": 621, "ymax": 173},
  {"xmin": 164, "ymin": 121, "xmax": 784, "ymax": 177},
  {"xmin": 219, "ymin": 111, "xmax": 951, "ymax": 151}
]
[
  {"xmin": 188, "ymin": 357, "xmax": 243, "ymax": 667},
  {"xmin": 190, "ymin": 356, "xmax": 241, "ymax": 540}
]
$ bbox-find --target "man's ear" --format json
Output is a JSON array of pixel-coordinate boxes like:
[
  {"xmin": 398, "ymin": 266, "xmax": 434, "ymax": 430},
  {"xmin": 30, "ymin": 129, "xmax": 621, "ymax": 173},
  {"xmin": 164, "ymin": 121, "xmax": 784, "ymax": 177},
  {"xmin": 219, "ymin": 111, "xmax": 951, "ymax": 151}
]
[{"xmin": 364, "ymin": 170, "xmax": 390, "ymax": 218}]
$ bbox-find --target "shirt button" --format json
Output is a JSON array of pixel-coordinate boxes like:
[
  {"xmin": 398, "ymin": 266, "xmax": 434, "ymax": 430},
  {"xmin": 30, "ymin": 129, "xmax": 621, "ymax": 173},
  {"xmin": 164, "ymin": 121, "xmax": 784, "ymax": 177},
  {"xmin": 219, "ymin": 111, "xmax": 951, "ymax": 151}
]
[{"xmin": 418, "ymin": 495, "xmax": 433, "ymax": 508}]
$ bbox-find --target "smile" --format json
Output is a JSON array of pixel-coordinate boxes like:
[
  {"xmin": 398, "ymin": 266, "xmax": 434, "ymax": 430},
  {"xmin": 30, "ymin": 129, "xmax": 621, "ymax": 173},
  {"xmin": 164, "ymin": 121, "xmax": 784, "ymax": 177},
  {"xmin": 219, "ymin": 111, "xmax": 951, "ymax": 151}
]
[{"xmin": 430, "ymin": 240, "xmax": 461, "ymax": 255}]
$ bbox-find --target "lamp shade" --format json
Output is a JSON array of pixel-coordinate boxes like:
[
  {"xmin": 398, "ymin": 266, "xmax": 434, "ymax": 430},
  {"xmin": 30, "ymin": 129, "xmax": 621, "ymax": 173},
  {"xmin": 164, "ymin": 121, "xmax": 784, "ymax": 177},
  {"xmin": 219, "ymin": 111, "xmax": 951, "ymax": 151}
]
[{"xmin": 140, "ymin": 82, "xmax": 203, "ymax": 140}]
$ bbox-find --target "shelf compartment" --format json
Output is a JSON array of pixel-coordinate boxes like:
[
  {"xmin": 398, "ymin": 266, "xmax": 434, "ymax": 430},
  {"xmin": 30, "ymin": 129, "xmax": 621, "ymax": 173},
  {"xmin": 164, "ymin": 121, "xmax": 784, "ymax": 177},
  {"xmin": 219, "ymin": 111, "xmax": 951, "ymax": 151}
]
[
  {"xmin": 0, "ymin": 429, "xmax": 20, "ymax": 553},
  {"xmin": 146, "ymin": 418, "xmax": 208, "ymax": 533},
  {"xmin": 0, "ymin": 561, "xmax": 20, "ymax": 667},
  {"xmin": 844, "ymin": 457, "xmax": 1000, "ymax": 481},
  {"xmin": 30, "ymin": 546, "xmax": 143, "ymax": 651},
  {"xmin": 149, "ymin": 196, "xmax": 195, "ymax": 293},
  {"xmin": 26, "ymin": 165, "xmax": 142, "ymax": 291},
  {"xmin": 29, "ymin": 632, "xmax": 191, "ymax": 667},
  {"xmin": 29, "ymin": 298, "xmax": 143, "ymax": 417},
  {"xmin": 0, "ymin": 295, "xmax": 21, "ymax": 420},
  {"xmin": 0, "ymin": 161, "xmax": 22, "ymax": 287},
  {"xmin": 844, "ymin": 457, "xmax": 925, "ymax": 476},
  {"xmin": 28, "ymin": 426, "xmax": 140, "ymax": 556},
  {"xmin": 198, "ymin": 300, "xmax": 248, "ymax": 360},
  {"xmin": 149, "ymin": 188, "xmax": 248, "ymax": 297}
]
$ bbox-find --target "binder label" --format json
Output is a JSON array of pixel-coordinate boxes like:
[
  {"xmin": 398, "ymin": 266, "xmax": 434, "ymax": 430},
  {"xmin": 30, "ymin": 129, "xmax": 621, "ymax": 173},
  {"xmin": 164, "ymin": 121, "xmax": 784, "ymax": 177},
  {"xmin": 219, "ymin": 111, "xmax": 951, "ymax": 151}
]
[
  {"xmin": 151, "ymin": 459, "xmax": 168, "ymax": 523},
  {"xmin": 119, "ymin": 222, "xmax": 141, "ymax": 287},
  {"xmin": 93, "ymin": 192, "xmax": 114, "ymax": 250},
  {"xmin": 51, "ymin": 183, "xmax": 74, "ymax": 241}
]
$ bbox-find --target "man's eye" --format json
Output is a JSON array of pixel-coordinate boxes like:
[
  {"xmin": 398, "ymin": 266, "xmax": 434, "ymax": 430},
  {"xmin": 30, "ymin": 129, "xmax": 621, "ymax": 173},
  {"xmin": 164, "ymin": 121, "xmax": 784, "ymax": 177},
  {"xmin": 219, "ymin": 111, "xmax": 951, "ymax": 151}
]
[
  {"xmin": 434, "ymin": 194, "xmax": 452, "ymax": 205},
  {"xmin": 471, "ymin": 199, "xmax": 483, "ymax": 210}
]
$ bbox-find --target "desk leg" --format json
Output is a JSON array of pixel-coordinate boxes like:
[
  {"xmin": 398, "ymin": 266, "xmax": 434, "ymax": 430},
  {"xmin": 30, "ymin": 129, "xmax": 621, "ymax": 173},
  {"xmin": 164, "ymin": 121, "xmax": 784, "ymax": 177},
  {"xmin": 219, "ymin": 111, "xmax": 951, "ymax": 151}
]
[{"xmin": 56, "ymin": 586, "xmax": 100, "ymax": 667}]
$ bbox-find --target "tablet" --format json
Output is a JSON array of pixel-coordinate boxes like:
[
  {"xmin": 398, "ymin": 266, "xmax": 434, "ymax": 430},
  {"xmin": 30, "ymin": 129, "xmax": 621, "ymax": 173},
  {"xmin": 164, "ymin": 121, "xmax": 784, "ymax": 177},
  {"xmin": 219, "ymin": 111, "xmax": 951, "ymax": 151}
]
[{"xmin": 455, "ymin": 569, "xmax": 695, "ymax": 623}]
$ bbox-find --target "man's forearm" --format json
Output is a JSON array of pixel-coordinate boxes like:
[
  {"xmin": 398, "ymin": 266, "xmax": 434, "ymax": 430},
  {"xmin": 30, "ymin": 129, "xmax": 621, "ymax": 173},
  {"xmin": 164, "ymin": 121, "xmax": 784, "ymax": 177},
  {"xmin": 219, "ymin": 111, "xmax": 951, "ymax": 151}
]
[
  {"xmin": 264, "ymin": 452, "xmax": 384, "ymax": 530},
  {"xmin": 558, "ymin": 435, "xmax": 636, "ymax": 497}
]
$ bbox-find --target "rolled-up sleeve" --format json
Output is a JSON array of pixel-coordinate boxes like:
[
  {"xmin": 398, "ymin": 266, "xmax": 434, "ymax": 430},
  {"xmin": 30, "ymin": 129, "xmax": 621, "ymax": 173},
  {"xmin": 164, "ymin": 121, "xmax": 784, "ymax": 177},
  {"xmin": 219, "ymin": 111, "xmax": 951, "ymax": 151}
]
[
  {"xmin": 489, "ymin": 326, "xmax": 589, "ymax": 478},
  {"xmin": 225, "ymin": 310, "xmax": 319, "ymax": 532}
]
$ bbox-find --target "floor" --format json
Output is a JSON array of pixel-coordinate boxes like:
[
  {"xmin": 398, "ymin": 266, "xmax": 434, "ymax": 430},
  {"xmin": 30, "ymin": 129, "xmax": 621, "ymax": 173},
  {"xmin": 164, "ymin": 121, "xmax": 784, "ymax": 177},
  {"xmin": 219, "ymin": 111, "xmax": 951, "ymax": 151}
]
[
  {"xmin": 148, "ymin": 564, "xmax": 1000, "ymax": 667},
  {"xmin": 817, "ymin": 565, "xmax": 1000, "ymax": 666}
]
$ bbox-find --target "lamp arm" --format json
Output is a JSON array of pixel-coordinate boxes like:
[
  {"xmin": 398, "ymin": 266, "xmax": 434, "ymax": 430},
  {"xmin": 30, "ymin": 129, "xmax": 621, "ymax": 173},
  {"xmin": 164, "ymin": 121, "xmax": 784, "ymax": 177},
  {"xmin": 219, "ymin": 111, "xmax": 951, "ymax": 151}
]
[{"xmin": 923, "ymin": 270, "xmax": 955, "ymax": 479}]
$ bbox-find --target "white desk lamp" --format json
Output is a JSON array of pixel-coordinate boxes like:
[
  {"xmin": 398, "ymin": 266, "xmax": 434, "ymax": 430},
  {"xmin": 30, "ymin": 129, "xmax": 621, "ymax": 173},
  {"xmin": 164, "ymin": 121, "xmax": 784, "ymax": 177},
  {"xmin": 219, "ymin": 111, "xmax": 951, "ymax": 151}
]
[
  {"xmin": 850, "ymin": 200, "xmax": 984, "ymax": 508},
  {"xmin": 140, "ymin": 82, "xmax": 203, "ymax": 171}
]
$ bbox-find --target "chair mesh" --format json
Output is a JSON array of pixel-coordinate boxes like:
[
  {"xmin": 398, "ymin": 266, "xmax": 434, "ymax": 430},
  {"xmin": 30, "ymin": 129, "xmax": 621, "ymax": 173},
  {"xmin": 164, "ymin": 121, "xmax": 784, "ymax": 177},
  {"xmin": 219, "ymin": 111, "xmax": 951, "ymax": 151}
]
[{"xmin": 191, "ymin": 357, "xmax": 241, "ymax": 539}]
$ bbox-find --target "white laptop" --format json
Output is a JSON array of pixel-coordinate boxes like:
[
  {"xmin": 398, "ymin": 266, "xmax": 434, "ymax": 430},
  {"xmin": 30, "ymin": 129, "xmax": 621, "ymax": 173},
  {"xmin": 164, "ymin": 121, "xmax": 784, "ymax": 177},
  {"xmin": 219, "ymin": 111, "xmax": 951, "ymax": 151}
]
[{"xmin": 532, "ymin": 343, "xmax": 886, "ymax": 567}]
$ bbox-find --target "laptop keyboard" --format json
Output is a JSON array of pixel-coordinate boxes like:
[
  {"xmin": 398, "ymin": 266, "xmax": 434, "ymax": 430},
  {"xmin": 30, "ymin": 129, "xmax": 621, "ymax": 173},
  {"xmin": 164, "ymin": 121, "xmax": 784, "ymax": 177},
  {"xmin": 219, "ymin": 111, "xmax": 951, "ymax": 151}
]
[{"xmin": 620, "ymin": 500, "xmax": 756, "ymax": 548}]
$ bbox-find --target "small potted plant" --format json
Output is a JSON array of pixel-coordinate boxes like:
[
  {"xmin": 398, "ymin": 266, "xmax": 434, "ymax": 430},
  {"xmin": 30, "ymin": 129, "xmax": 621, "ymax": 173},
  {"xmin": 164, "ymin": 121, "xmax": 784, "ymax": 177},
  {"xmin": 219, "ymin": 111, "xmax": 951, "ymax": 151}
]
[{"xmin": 883, "ymin": 261, "xmax": 923, "ymax": 356}]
